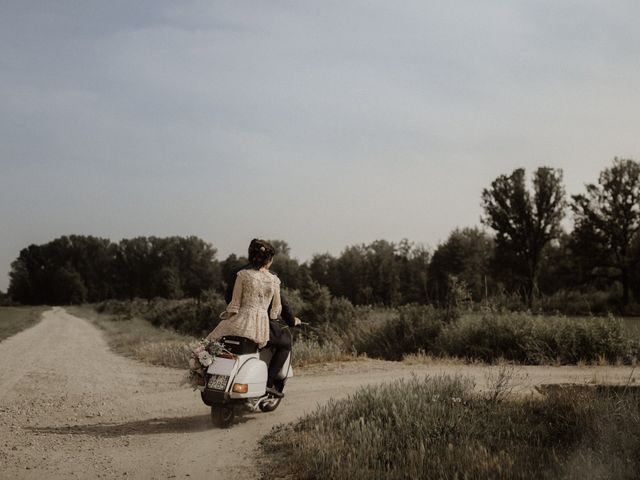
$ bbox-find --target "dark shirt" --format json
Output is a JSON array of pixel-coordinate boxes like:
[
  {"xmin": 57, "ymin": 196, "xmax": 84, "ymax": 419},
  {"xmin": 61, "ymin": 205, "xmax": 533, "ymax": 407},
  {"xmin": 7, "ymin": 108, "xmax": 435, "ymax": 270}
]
[{"xmin": 225, "ymin": 265, "xmax": 296, "ymax": 328}]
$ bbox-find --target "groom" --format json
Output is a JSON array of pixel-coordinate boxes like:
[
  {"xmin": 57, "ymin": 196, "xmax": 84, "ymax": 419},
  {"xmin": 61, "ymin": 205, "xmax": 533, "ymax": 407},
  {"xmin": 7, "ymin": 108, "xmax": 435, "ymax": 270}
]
[{"xmin": 224, "ymin": 264, "xmax": 299, "ymax": 395}]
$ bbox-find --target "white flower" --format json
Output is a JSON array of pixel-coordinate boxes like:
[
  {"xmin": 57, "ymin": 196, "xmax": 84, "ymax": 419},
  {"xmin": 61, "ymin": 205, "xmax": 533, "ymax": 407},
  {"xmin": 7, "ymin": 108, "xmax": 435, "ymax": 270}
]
[{"xmin": 198, "ymin": 351, "xmax": 213, "ymax": 367}]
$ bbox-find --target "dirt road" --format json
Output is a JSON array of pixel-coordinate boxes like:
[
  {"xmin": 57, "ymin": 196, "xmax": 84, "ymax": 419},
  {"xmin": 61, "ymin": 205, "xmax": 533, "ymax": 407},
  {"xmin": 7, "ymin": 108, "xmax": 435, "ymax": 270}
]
[{"xmin": 1, "ymin": 308, "xmax": 638, "ymax": 479}]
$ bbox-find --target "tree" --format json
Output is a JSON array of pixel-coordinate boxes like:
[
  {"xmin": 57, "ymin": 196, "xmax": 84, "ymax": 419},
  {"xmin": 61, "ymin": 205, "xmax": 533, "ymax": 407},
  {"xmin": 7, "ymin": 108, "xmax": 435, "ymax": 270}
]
[
  {"xmin": 8, "ymin": 244, "xmax": 52, "ymax": 304},
  {"xmin": 429, "ymin": 227, "xmax": 494, "ymax": 304},
  {"xmin": 481, "ymin": 167, "xmax": 565, "ymax": 305},
  {"xmin": 309, "ymin": 253, "xmax": 337, "ymax": 288},
  {"xmin": 114, "ymin": 237, "xmax": 154, "ymax": 299},
  {"xmin": 172, "ymin": 236, "xmax": 220, "ymax": 298},
  {"xmin": 397, "ymin": 240, "xmax": 430, "ymax": 304},
  {"xmin": 52, "ymin": 266, "xmax": 87, "ymax": 304},
  {"xmin": 153, "ymin": 266, "xmax": 183, "ymax": 299},
  {"xmin": 571, "ymin": 158, "xmax": 640, "ymax": 306},
  {"xmin": 267, "ymin": 239, "xmax": 302, "ymax": 289}
]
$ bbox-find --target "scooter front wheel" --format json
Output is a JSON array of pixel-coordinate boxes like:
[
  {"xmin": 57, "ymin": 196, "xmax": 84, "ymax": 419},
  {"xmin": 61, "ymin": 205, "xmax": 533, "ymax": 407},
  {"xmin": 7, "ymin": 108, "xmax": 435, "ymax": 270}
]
[{"xmin": 211, "ymin": 405, "xmax": 235, "ymax": 428}]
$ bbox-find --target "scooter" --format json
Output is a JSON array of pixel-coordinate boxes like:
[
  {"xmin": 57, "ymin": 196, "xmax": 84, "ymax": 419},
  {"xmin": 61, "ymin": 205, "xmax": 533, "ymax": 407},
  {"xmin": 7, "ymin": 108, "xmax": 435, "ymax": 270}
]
[{"xmin": 198, "ymin": 335, "xmax": 293, "ymax": 427}]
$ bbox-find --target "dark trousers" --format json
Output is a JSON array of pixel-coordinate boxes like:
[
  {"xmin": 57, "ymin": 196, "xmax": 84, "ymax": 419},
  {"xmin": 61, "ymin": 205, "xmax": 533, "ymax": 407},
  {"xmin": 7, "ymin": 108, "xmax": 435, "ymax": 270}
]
[{"xmin": 267, "ymin": 320, "xmax": 291, "ymax": 387}]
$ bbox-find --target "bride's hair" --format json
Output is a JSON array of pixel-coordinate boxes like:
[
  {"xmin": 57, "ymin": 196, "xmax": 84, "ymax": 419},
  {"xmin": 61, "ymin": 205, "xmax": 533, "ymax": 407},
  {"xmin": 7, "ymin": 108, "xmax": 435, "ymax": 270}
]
[{"xmin": 248, "ymin": 239, "xmax": 276, "ymax": 269}]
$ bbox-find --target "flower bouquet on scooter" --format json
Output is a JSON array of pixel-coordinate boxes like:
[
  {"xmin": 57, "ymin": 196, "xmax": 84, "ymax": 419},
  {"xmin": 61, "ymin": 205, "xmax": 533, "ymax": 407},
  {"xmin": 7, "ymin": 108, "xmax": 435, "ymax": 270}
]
[{"xmin": 186, "ymin": 338, "xmax": 224, "ymax": 389}]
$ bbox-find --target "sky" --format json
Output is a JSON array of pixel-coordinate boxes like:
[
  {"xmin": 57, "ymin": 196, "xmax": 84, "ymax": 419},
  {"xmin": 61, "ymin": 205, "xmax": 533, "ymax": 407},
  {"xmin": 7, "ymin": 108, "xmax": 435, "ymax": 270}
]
[{"xmin": 1, "ymin": 1, "xmax": 640, "ymax": 291}]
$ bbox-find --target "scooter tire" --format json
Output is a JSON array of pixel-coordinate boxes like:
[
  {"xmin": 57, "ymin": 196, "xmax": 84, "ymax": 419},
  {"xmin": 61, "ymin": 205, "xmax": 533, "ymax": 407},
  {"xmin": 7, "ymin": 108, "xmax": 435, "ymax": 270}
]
[
  {"xmin": 211, "ymin": 405, "xmax": 235, "ymax": 428},
  {"xmin": 259, "ymin": 397, "xmax": 282, "ymax": 412}
]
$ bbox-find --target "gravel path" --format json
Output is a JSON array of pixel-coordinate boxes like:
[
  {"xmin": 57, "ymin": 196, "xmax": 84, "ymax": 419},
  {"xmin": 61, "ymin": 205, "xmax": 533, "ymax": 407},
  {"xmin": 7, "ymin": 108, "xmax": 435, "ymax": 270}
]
[{"xmin": 1, "ymin": 307, "xmax": 638, "ymax": 479}]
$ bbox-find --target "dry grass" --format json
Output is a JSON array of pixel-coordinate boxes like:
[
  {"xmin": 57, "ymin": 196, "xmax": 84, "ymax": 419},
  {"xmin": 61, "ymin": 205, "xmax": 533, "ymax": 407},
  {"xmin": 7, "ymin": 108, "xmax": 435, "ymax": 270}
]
[
  {"xmin": 0, "ymin": 306, "xmax": 47, "ymax": 341},
  {"xmin": 402, "ymin": 351, "xmax": 469, "ymax": 366},
  {"xmin": 68, "ymin": 305, "xmax": 195, "ymax": 368},
  {"xmin": 294, "ymin": 337, "xmax": 360, "ymax": 367},
  {"xmin": 261, "ymin": 374, "xmax": 640, "ymax": 480}
]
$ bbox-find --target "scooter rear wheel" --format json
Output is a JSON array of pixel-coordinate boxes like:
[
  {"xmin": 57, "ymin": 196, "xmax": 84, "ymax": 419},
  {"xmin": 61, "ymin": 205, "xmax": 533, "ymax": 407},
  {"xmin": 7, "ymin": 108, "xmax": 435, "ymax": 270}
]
[{"xmin": 211, "ymin": 405, "xmax": 235, "ymax": 428}]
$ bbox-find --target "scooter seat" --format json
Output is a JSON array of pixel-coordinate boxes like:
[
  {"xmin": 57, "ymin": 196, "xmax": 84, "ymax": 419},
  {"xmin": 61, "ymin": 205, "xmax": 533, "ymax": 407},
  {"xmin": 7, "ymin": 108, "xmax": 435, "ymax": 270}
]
[{"xmin": 220, "ymin": 336, "xmax": 259, "ymax": 355}]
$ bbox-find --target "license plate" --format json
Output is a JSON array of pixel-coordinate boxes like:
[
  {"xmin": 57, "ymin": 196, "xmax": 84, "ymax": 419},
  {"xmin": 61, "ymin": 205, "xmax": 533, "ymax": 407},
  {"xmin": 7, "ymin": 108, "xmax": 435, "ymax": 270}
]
[{"xmin": 208, "ymin": 374, "xmax": 229, "ymax": 390}]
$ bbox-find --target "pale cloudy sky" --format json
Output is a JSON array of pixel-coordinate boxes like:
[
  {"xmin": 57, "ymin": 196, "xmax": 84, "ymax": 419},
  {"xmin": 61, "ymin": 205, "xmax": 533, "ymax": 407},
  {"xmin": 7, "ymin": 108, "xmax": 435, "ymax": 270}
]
[{"xmin": 1, "ymin": 1, "xmax": 639, "ymax": 291}]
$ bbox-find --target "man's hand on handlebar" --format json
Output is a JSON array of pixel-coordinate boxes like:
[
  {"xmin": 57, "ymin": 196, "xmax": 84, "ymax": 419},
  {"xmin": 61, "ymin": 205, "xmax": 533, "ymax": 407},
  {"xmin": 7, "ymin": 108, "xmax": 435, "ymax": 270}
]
[{"xmin": 294, "ymin": 317, "xmax": 303, "ymax": 326}]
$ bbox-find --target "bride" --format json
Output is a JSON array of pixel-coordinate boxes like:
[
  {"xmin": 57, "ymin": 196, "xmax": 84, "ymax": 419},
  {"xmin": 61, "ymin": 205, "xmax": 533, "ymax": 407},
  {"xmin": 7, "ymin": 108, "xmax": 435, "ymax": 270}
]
[{"xmin": 207, "ymin": 239, "xmax": 281, "ymax": 349}]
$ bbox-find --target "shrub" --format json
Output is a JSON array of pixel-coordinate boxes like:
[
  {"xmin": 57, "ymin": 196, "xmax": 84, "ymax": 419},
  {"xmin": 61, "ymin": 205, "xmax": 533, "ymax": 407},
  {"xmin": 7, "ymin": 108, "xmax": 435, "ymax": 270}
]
[
  {"xmin": 0, "ymin": 290, "xmax": 15, "ymax": 306},
  {"xmin": 437, "ymin": 312, "xmax": 636, "ymax": 364},
  {"xmin": 534, "ymin": 288, "xmax": 620, "ymax": 315},
  {"xmin": 436, "ymin": 312, "xmax": 532, "ymax": 362},
  {"xmin": 95, "ymin": 295, "xmax": 226, "ymax": 337},
  {"xmin": 354, "ymin": 305, "xmax": 445, "ymax": 360}
]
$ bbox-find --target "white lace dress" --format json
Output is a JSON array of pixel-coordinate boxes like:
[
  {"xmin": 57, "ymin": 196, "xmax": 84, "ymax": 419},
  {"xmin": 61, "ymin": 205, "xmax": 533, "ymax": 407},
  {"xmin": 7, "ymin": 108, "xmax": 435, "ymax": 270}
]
[{"xmin": 207, "ymin": 268, "xmax": 282, "ymax": 348}]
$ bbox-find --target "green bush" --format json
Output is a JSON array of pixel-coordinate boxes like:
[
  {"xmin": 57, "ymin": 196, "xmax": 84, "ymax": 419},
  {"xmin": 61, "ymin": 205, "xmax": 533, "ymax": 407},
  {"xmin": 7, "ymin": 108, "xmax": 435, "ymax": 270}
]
[
  {"xmin": 437, "ymin": 313, "xmax": 636, "ymax": 364},
  {"xmin": 261, "ymin": 376, "xmax": 640, "ymax": 480},
  {"xmin": 354, "ymin": 305, "xmax": 445, "ymax": 360},
  {"xmin": 95, "ymin": 295, "xmax": 226, "ymax": 337},
  {"xmin": 534, "ymin": 288, "xmax": 620, "ymax": 315},
  {"xmin": 94, "ymin": 299, "xmax": 638, "ymax": 365},
  {"xmin": 436, "ymin": 313, "xmax": 532, "ymax": 362}
]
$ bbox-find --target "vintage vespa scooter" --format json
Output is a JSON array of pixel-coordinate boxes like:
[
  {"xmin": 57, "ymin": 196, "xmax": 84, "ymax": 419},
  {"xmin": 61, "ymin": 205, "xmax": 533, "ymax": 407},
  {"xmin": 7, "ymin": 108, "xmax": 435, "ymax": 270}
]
[{"xmin": 198, "ymin": 335, "xmax": 293, "ymax": 427}]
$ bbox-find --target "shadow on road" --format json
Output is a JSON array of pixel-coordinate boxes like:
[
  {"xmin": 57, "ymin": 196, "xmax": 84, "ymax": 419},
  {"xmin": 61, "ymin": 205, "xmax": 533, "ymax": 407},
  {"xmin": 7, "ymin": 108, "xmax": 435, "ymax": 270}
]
[{"xmin": 27, "ymin": 413, "xmax": 253, "ymax": 437}]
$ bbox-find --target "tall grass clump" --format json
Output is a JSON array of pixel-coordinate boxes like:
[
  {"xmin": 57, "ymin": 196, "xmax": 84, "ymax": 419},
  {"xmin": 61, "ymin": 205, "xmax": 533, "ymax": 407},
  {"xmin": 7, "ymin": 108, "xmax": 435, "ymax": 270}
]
[
  {"xmin": 261, "ymin": 376, "xmax": 640, "ymax": 480},
  {"xmin": 293, "ymin": 338, "xmax": 356, "ymax": 366}
]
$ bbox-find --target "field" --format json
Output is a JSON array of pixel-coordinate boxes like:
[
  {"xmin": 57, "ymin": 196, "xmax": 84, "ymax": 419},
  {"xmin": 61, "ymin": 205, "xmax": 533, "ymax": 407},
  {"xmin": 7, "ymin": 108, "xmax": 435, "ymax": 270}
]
[
  {"xmin": 0, "ymin": 306, "xmax": 47, "ymax": 341},
  {"xmin": 261, "ymin": 374, "xmax": 640, "ymax": 480}
]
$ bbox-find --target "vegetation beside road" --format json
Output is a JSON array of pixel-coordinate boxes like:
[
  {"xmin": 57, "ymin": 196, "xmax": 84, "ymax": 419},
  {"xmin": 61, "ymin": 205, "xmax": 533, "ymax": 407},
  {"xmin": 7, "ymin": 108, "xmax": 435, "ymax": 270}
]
[
  {"xmin": 83, "ymin": 299, "xmax": 639, "ymax": 368},
  {"xmin": 68, "ymin": 305, "xmax": 359, "ymax": 369},
  {"xmin": 68, "ymin": 306, "xmax": 195, "ymax": 369},
  {"xmin": 0, "ymin": 306, "xmax": 47, "ymax": 342},
  {"xmin": 261, "ymin": 375, "xmax": 640, "ymax": 480}
]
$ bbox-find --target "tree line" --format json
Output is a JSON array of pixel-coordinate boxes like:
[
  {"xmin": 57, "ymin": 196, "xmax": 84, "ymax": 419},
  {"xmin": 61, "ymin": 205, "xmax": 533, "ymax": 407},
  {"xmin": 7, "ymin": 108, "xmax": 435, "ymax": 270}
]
[
  {"xmin": 6, "ymin": 157, "xmax": 640, "ymax": 312},
  {"xmin": 8, "ymin": 236, "xmax": 220, "ymax": 304}
]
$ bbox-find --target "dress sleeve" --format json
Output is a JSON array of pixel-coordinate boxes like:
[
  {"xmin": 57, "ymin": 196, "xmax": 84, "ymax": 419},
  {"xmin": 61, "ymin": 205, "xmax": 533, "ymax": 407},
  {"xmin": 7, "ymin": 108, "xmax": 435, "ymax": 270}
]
[
  {"xmin": 269, "ymin": 277, "xmax": 282, "ymax": 320},
  {"xmin": 226, "ymin": 271, "xmax": 244, "ymax": 315}
]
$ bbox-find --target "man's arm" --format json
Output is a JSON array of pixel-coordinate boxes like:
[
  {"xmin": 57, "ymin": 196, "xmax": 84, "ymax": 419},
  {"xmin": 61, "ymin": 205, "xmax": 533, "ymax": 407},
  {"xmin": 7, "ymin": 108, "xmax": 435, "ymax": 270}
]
[{"xmin": 278, "ymin": 290, "xmax": 296, "ymax": 328}]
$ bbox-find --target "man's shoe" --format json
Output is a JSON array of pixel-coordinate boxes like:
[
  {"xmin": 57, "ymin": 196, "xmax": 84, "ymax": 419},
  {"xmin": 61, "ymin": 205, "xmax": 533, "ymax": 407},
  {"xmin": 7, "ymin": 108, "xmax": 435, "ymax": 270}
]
[{"xmin": 266, "ymin": 386, "xmax": 284, "ymax": 398}]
